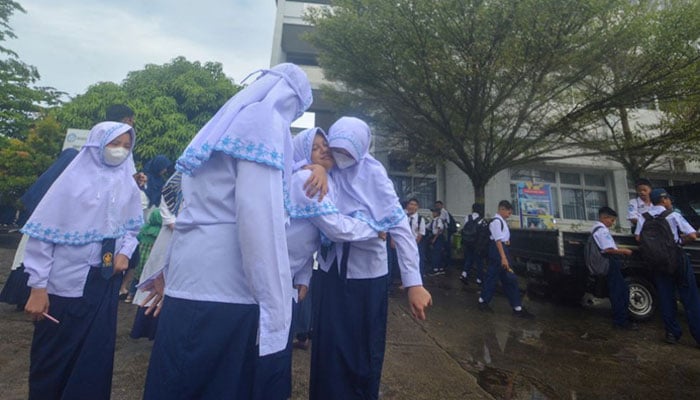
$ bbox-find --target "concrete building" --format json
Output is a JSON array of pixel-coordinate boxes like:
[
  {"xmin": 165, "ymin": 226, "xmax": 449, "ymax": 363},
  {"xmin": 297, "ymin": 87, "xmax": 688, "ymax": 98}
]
[{"xmin": 271, "ymin": 0, "xmax": 700, "ymax": 230}]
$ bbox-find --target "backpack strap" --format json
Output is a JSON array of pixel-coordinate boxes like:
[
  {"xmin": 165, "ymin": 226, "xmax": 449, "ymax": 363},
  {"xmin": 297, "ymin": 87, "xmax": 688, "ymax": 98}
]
[
  {"xmin": 658, "ymin": 209, "xmax": 674, "ymax": 219},
  {"xmin": 488, "ymin": 217, "xmax": 505, "ymax": 231},
  {"xmin": 591, "ymin": 225, "xmax": 605, "ymax": 251},
  {"xmin": 642, "ymin": 212, "xmax": 653, "ymax": 221}
]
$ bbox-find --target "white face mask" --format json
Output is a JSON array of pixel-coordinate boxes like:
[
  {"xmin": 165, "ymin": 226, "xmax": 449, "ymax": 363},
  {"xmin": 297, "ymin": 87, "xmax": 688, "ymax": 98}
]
[
  {"xmin": 103, "ymin": 147, "xmax": 130, "ymax": 166},
  {"xmin": 332, "ymin": 151, "xmax": 356, "ymax": 170}
]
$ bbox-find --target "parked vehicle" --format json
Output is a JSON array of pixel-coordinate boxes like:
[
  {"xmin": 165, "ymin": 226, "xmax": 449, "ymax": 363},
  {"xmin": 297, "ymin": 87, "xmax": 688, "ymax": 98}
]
[{"xmin": 510, "ymin": 184, "xmax": 700, "ymax": 321}]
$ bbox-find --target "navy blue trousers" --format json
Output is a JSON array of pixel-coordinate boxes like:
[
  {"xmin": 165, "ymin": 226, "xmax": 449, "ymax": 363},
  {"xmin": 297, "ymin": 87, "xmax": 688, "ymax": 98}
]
[
  {"xmin": 430, "ymin": 236, "xmax": 445, "ymax": 272},
  {"xmin": 654, "ymin": 252, "xmax": 700, "ymax": 343},
  {"xmin": 607, "ymin": 256, "xmax": 630, "ymax": 326},
  {"xmin": 480, "ymin": 242, "xmax": 522, "ymax": 308},
  {"xmin": 143, "ymin": 296, "xmax": 259, "ymax": 400},
  {"xmin": 462, "ymin": 245, "xmax": 484, "ymax": 281},
  {"xmin": 29, "ymin": 268, "xmax": 121, "ymax": 400},
  {"xmin": 310, "ymin": 266, "xmax": 388, "ymax": 400}
]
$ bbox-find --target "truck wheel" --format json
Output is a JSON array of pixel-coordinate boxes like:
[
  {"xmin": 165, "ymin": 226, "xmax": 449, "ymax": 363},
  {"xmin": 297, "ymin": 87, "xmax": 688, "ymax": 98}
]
[{"xmin": 626, "ymin": 276, "xmax": 656, "ymax": 321}]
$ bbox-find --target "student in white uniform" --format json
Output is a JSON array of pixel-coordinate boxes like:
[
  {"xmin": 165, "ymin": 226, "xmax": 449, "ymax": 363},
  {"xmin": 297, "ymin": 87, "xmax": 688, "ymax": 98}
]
[
  {"xmin": 627, "ymin": 178, "xmax": 653, "ymax": 233},
  {"xmin": 477, "ymin": 200, "xmax": 535, "ymax": 319},
  {"xmin": 635, "ymin": 188, "xmax": 700, "ymax": 346},
  {"xmin": 312, "ymin": 116, "xmax": 432, "ymax": 400},
  {"xmin": 141, "ymin": 63, "xmax": 314, "ymax": 400},
  {"xmin": 21, "ymin": 121, "xmax": 142, "ymax": 400},
  {"xmin": 254, "ymin": 127, "xmax": 385, "ymax": 399},
  {"xmin": 591, "ymin": 206, "xmax": 637, "ymax": 330}
]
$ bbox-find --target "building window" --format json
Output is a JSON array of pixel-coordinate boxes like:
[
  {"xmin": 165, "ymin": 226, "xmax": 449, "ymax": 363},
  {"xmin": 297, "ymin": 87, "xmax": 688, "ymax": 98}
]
[
  {"xmin": 390, "ymin": 174, "xmax": 436, "ymax": 208},
  {"xmin": 510, "ymin": 168, "xmax": 609, "ymax": 222}
]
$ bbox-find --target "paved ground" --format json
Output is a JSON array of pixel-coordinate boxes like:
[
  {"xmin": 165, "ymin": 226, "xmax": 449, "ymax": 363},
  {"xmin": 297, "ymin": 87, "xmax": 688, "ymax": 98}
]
[{"xmin": 2, "ymin": 231, "xmax": 700, "ymax": 399}]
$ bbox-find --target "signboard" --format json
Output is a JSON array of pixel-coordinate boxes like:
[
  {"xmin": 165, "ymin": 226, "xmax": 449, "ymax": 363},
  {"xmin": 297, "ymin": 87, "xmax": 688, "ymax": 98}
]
[
  {"xmin": 517, "ymin": 182, "xmax": 555, "ymax": 229},
  {"xmin": 62, "ymin": 128, "xmax": 90, "ymax": 151}
]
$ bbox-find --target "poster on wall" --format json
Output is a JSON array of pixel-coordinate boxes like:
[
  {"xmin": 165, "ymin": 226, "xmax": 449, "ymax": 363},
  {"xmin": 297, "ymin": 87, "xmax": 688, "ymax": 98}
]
[{"xmin": 517, "ymin": 182, "xmax": 555, "ymax": 229}]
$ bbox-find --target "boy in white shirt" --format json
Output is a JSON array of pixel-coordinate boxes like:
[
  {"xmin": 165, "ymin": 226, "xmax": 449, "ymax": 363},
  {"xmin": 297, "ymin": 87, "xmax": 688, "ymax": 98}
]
[{"xmin": 591, "ymin": 206, "xmax": 637, "ymax": 330}]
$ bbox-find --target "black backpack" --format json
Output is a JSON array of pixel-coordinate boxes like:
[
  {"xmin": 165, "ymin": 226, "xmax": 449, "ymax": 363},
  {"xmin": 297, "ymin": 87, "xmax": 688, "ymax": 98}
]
[
  {"xmin": 638, "ymin": 210, "xmax": 680, "ymax": 274},
  {"xmin": 446, "ymin": 212, "xmax": 458, "ymax": 235},
  {"xmin": 461, "ymin": 215, "xmax": 481, "ymax": 244},
  {"xmin": 474, "ymin": 218, "xmax": 502, "ymax": 256},
  {"xmin": 584, "ymin": 226, "xmax": 610, "ymax": 276}
]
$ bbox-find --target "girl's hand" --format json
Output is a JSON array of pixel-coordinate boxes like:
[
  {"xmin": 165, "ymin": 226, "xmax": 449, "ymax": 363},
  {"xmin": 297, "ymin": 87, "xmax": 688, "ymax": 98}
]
[
  {"xmin": 25, "ymin": 288, "xmax": 50, "ymax": 321},
  {"xmin": 302, "ymin": 164, "xmax": 328, "ymax": 202}
]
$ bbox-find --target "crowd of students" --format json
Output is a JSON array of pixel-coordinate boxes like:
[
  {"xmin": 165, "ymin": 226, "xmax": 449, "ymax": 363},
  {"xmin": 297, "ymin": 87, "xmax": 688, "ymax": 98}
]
[
  {"xmin": 2, "ymin": 61, "xmax": 700, "ymax": 400},
  {"xmin": 4, "ymin": 63, "xmax": 432, "ymax": 400}
]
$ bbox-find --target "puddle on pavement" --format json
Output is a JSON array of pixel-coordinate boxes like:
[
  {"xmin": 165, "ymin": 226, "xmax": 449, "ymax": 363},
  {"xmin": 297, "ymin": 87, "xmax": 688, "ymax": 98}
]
[{"xmin": 474, "ymin": 365, "xmax": 558, "ymax": 400}]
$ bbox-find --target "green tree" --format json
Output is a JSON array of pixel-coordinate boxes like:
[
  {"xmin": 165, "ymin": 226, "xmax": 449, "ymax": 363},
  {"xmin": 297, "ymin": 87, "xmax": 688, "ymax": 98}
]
[
  {"xmin": 0, "ymin": 0, "xmax": 62, "ymax": 139},
  {"xmin": 55, "ymin": 57, "xmax": 241, "ymax": 164},
  {"xmin": 308, "ymin": 0, "xmax": 700, "ymax": 201},
  {"xmin": 0, "ymin": 115, "xmax": 63, "ymax": 207},
  {"xmin": 566, "ymin": 0, "xmax": 700, "ymax": 182}
]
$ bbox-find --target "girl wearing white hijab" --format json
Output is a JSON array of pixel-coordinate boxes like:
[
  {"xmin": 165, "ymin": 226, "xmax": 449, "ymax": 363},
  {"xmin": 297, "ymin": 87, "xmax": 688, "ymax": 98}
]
[
  {"xmin": 254, "ymin": 127, "xmax": 385, "ymax": 399},
  {"xmin": 310, "ymin": 116, "xmax": 432, "ymax": 400},
  {"xmin": 21, "ymin": 121, "xmax": 142, "ymax": 400},
  {"xmin": 142, "ymin": 63, "xmax": 314, "ymax": 400}
]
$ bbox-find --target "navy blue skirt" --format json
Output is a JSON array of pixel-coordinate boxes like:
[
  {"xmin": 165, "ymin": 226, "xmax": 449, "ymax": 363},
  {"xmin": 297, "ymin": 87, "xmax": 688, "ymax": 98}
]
[
  {"xmin": 29, "ymin": 267, "xmax": 122, "ymax": 400},
  {"xmin": 253, "ymin": 317, "xmax": 293, "ymax": 400},
  {"xmin": 0, "ymin": 265, "xmax": 31, "ymax": 309},
  {"xmin": 143, "ymin": 296, "xmax": 259, "ymax": 400},
  {"xmin": 129, "ymin": 306, "xmax": 158, "ymax": 340},
  {"xmin": 310, "ymin": 265, "xmax": 389, "ymax": 400}
]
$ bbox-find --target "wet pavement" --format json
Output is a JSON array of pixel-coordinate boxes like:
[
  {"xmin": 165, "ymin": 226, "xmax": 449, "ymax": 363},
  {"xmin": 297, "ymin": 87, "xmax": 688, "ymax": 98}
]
[
  {"xmin": 409, "ymin": 268, "xmax": 700, "ymax": 399},
  {"xmin": 2, "ymin": 230, "xmax": 700, "ymax": 399}
]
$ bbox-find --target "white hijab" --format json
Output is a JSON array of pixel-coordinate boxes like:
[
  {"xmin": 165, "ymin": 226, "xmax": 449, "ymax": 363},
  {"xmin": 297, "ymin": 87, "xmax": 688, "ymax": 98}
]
[
  {"xmin": 21, "ymin": 122, "xmax": 143, "ymax": 245},
  {"xmin": 328, "ymin": 117, "xmax": 405, "ymax": 231},
  {"xmin": 176, "ymin": 63, "xmax": 312, "ymax": 197}
]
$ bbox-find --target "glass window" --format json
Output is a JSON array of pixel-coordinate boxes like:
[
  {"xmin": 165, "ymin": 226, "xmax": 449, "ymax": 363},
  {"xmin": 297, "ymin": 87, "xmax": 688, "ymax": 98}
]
[
  {"xmin": 551, "ymin": 189, "xmax": 561, "ymax": 218},
  {"xmin": 389, "ymin": 175, "xmax": 435, "ymax": 208},
  {"xmin": 584, "ymin": 190, "xmax": 608, "ymax": 220},
  {"xmin": 561, "ymin": 188, "xmax": 585, "ymax": 220},
  {"xmin": 534, "ymin": 170, "xmax": 556, "ymax": 183},
  {"xmin": 510, "ymin": 169, "xmax": 608, "ymax": 221},
  {"xmin": 560, "ymin": 172, "xmax": 580, "ymax": 185},
  {"xmin": 584, "ymin": 174, "xmax": 606, "ymax": 187},
  {"xmin": 510, "ymin": 184, "xmax": 520, "ymax": 215}
]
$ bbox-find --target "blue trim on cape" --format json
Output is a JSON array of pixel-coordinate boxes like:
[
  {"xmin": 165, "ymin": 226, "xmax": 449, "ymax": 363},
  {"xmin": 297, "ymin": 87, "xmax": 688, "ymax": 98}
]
[
  {"xmin": 287, "ymin": 199, "xmax": 339, "ymax": 219},
  {"xmin": 176, "ymin": 136, "xmax": 285, "ymax": 177},
  {"xmin": 20, "ymin": 216, "xmax": 145, "ymax": 246},
  {"xmin": 351, "ymin": 207, "xmax": 406, "ymax": 232}
]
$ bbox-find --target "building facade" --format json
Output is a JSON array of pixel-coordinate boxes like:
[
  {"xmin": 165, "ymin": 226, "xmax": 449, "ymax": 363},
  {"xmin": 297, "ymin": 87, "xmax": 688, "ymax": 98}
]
[{"xmin": 271, "ymin": 0, "xmax": 700, "ymax": 230}]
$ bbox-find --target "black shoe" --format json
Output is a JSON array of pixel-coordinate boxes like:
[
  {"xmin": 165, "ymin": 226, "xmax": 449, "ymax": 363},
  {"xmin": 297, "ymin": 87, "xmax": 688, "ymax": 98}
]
[
  {"xmin": 665, "ymin": 332, "xmax": 679, "ymax": 345},
  {"xmin": 477, "ymin": 302, "xmax": 494, "ymax": 313},
  {"xmin": 614, "ymin": 322, "xmax": 639, "ymax": 331},
  {"xmin": 513, "ymin": 308, "xmax": 535, "ymax": 319},
  {"xmin": 459, "ymin": 275, "xmax": 469, "ymax": 286}
]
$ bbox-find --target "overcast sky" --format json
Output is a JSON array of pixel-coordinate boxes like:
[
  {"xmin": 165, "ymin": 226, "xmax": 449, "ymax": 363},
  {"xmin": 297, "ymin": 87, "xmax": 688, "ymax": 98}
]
[{"xmin": 8, "ymin": 0, "xmax": 278, "ymax": 97}]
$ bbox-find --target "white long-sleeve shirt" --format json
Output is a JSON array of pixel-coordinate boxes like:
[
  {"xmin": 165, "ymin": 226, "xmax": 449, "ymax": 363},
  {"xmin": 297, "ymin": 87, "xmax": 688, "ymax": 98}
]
[
  {"xmin": 286, "ymin": 170, "xmax": 382, "ymax": 289},
  {"xmin": 318, "ymin": 216, "xmax": 423, "ymax": 288},
  {"xmin": 23, "ymin": 231, "xmax": 138, "ymax": 297},
  {"xmin": 164, "ymin": 152, "xmax": 292, "ymax": 356}
]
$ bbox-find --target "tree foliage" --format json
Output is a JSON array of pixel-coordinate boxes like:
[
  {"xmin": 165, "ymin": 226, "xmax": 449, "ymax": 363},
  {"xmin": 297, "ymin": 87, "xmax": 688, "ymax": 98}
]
[
  {"xmin": 0, "ymin": 0, "xmax": 62, "ymax": 139},
  {"xmin": 0, "ymin": 114, "xmax": 63, "ymax": 206},
  {"xmin": 566, "ymin": 0, "xmax": 700, "ymax": 182},
  {"xmin": 308, "ymin": 0, "xmax": 700, "ymax": 200},
  {"xmin": 54, "ymin": 56, "xmax": 242, "ymax": 164}
]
